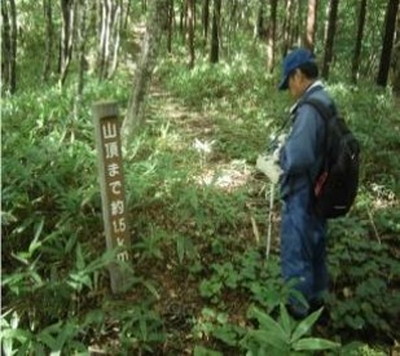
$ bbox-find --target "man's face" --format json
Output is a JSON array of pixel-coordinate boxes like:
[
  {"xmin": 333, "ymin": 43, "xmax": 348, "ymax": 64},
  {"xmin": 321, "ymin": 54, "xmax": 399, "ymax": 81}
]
[{"xmin": 288, "ymin": 70, "xmax": 304, "ymax": 100}]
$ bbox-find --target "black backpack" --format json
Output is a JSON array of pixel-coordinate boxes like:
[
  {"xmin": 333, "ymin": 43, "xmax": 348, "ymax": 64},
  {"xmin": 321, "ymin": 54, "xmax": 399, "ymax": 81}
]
[{"xmin": 303, "ymin": 98, "xmax": 360, "ymax": 219}]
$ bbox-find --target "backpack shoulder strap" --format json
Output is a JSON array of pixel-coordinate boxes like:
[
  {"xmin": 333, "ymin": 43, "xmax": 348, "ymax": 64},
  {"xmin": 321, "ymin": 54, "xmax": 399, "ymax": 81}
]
[
  {"xmin": 301, "ymin": 97, "xmax": 335, "ymax": 122},
  {"xmin": 300, "ymin": 98, "xmax": 336, "ymax": 178}
]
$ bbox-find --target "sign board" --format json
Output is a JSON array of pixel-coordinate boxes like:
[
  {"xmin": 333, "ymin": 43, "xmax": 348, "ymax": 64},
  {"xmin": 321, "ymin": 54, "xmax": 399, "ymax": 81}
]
[{"xmin": 93, "ymin": 101, "xmax": 131, "ymax": 293}]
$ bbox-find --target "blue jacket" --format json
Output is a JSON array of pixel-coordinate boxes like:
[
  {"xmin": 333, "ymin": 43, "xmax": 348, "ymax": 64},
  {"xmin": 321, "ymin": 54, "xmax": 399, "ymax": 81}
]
[{"xmin": 279, "ymin": 83, "xmax": 336, "ymax": 199}]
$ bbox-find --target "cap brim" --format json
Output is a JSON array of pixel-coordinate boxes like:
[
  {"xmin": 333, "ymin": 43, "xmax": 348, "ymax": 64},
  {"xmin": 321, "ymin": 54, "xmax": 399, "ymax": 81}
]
[{"xmin": 278, "ymin": 75, "xmax": 289, "ymax": 90}]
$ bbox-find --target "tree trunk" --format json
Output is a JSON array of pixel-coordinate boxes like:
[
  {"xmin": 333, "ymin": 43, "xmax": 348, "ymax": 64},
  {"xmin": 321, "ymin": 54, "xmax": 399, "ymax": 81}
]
[
  {"xmin": 392, "ymin": 13, "xmax": 400, "ymax": 92},
  {"xmin": 1, "ymin": 0, "xmax": 17, "ymax": 93},
  {"xmin": 202, "ymin": 0, "xmax": 210, "ymax": 47},
  {"xmin": 179, "ymin": 0, "xmax": 185, "ymax": 43},
  {"xmin": 282, "ymin": 0, "xmax": 293, "ymax": 57},
  {"xmin": 187, "ymin": 0, "xmax": 195, "ymax": 68},
  {"xmin": 377, "ymin": 0, "xmax": 400, "ymax": 87},
  {"xmin": 123, "ymin": 0, "xmax": 131, "ymax": 31},
  {"xmin": 59, "ymin": 0, "xmax": 75, "ymax": 86},
  {"xmin": 351, "ymin": 0, "xmax": 367, "ymax": 83},
  {"xmin": 210, "ymin": 0, "xmax": 221, "ymax": 63},
  {"xmin": 1, "ymin": 0, "xmax": 11, "ymax": 93},
  {"xmin": 167, "ymin": 0, "xmax": 174, "ymax": 53},
  {"xmin": 9, "ymin": 0, "xmax": 16, "ymax": 93},
  {"xmin": 42, "ymin": 0, "xmax": 54, "ymax": 81},
  {"xmin": 77, "ymin": 0, "xmax": 88, "ymax": 95},
  {"xmin": 108, "ymin": 0, "xmax": 122, "ymax": 78},
  {"xmin": 305, "ymin": 0, "xmax": 318, "ymax": 51},
  {"xmin": 267, "ymin": 0, "xmax": 277, "ymax": 72},
  {"xmin": 98, "ymin": 0, "xmax": 110, "ymax": 80},
  {"xmin": 230, "ymin": 0, "xmax": 238, "ymax": 31},
  {"xmin": 321, "ymin": 0, "xmax": 339, "ymax": 80},
  {"xmin": 122, "ymin": 0, "xmax": 169, "ymax": 142},
  {"xmin": 291, "ymin": 0, "xmax": 302, "ymax": 48},
  {"xmin": 255, "ymin": 0, "xmax": 266, "ymax": 39}
]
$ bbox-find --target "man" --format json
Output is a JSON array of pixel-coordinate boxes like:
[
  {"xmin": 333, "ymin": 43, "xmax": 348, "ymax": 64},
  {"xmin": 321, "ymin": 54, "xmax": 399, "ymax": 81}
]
[{"xmin": 258, "ymin": 48, "xmax": 336, "ymax": 319}]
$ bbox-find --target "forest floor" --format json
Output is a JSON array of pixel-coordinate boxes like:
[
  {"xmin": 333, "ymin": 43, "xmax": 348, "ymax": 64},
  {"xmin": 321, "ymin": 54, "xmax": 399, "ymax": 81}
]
[{"xmin": 133, "ymin": 85, "xmax": 270, "ymax": 354}]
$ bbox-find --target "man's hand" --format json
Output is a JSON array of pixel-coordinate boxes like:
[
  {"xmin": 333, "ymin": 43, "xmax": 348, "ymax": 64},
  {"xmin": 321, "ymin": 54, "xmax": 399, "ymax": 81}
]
[{"xmin": 256, "ymin": 154, "xmax": 282, "ymax": 184}]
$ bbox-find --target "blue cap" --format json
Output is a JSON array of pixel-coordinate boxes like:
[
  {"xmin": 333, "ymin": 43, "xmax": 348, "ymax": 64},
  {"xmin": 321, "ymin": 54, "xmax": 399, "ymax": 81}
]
[{"xmin": 278, "ymin": 48, "xmax": 316, "ymax": 90}]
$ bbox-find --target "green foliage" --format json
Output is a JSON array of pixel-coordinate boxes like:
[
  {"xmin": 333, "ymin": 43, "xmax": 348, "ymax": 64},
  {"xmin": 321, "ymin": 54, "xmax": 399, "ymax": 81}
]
[
  {"xmin": 241, "ymin": 304, "xmax": 340, "ymax": 355},
  {"xmin": 1, "ymin": 314, "xmax": 87, "ymax": 355},
  {"xmin": 117, "ymin": 304, "xmax": 166, "ymax": 354},
  {"xmin": 192, "ymin": 308, "xmax": 245, "ymax": 348},
  {"xmin": 327, "ymin": 228, "xmax": 400, "ymax": 334}
]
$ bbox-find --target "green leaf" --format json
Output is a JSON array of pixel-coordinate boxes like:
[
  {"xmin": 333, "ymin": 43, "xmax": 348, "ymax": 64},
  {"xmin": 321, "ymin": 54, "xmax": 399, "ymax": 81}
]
[
  {"xmin": 293, "ymin": 337, "xmax": 340, "ymax": 351},
  {"xmin": 84, "ymin": 309, "xmax": 105, "ymax": 327},
  {"xmin": 54, "ymin": 322, "xmax": 76, "ymax": 351},
  {"xmin": 75, "ymin": 243, "xmax": 86, "ymax": 270},
  {"xmin": 339, "ymin": 341, "xmax": 365, "ymax": 355},
  {"xmin": 16, "ymin": 341, "xmax": 31, "ymax": 356},
  {"xmin": 139, "ymin": 316, "xmax": 147, "ymax": 341},
  {"xmin": 212, "ymin": 326, "xmax": 238, "ymax": 347},
  {"xmin": 37, "ymin": 330, "xmax": 58, "ymax": 350},
  {"xmin": 279, "ymin": 303, "xmax": 292, "ymax": 336},
  {"xmin": 248, "ymin": 306, "xmax": 288, "ymax": 341},
  {"xmin": 142, "ymin": 280, "xmax": 160, "ymax": 300},
  {"xmin": 177, "ymin": 234, "xmax": 185, "ymax": 263},
  {"xmin": 248, "ymin": 330, "xmax": 288, "ymax": 351},
  {"xmin": 34, "ymin": 342, "xmax": 47, "ymax": 356},
  {"xmin": 1, "ymin": 328, "xmax": 32, "ymax": 343},
  {"xmin": 29, "ymin": 218, "xmax": 45, "ymax": 255},
  {"xmin": 65, "ymin": 233, "xmax": 78, "ymax": 254},
  {"xmin": 193, "ymin": 345, "xmax": 223, "ymax": 356},
  {"xmin": 290, "ymin": 308, "xmax": 322, "ymax": 343}
]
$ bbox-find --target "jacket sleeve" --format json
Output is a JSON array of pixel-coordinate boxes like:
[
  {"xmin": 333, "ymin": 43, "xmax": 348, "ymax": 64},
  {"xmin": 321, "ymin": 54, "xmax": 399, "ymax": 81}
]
[{"xmin": 279, "ymin": 104, "xmax": 321, "ymax": 175}]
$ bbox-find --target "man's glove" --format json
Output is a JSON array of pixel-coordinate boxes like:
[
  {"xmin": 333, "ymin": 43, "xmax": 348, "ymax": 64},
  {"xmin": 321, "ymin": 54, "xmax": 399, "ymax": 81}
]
[{"xmin": 256, "ymin": 154, "xmax": 282, "ymax": 184}]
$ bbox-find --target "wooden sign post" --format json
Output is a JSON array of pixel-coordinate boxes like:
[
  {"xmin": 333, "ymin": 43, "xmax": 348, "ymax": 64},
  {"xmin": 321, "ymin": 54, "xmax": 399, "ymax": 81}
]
[{"xmin": 93, "ymin": 101, "xmax": 131, "ymax": 293}]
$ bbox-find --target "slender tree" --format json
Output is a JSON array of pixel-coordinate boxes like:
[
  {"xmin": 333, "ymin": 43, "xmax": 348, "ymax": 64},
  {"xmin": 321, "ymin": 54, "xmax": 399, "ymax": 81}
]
[
  {"xmin": 9, "ymin": 0, "xmax": 16, "ymax": 92},
  {"xmin": 108, "ymin": 0, "xmax": 122, "ymax": 78},
  {"xmin": 289, "ymin": 0, "xmax": 300, "ymax": 48},
  {"xmin": 202, "ymin": 0, "xmax": 210, "ymax": 47},
  {"xmin": 59, "ymin": 0, "xmax": 75, "ymax": 86},
  {"xmin": 122, "ymin": 0, "xmax": 169, "ymax": 141},
  {"xmin": 123, "ymin": 0, "xmax": 131, "ymax": 31},
  {"xmin": 392, "ymin": 14, "xmax": 400, "ymax": 92},
  {"xmin": 167, "ymin": 0, "xmax": 174, "ymax": 53},
  {"xmin": 321, "ymin": 0, "xmax": 339, "ymax": 79},
  {"xmin": 42, "ymin": 0, "xmax": 54, "ymax": 81},
  {"xmin": 255, "ymin": 0, "xmax": 266, "ymax": 39},
  {"xmin": 1, "ymin": 0, "xmax": 17, "ymax": 93},
  {"xmin": 97, "ymin": 0, "xmax": 123, "ymax": 80},
  {"xmin": 77, "ymin": 0, "xmax": 88, "ymax": 95},
  {"xmin": 282, "ymin": 0, "xmax": 294, "ymax": 56},
  {"xmin": 210, "ymin": 0, "xmax": 221, "ymax": 63},
  {"xmin": 97, "ymin": 0, "xmax": 110, "ymax": 80},
  {"xmin": 179, "ymin": 0, "xmax": 185, "ymax": 42},
  {"xmin": 305, "ymin": 0, "xmax": 318, "ymax": 51},
  {"xmin": 187, "ymin": 0, "xmax": 195, "ymax": 68},
  {"xmin": 267, "ymin": 0, "xmax": 277, "ymax": 71},
  {"xmin": 1, "ymin": 0, "xmax": 11, "ymax": 92},
  {"xmin": 351, "ymin": 0, "xmax": 367, "ymax": 83},
  {"xmin": 377, "ymin": 0, "xmax": 400, "ymax": 87}
]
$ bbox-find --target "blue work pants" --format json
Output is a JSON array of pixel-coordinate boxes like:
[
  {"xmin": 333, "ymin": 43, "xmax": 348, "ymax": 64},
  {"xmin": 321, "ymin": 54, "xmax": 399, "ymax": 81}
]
[{"xmin": 281, "ymin": 185, "xmax": 328, "ymax": 315}]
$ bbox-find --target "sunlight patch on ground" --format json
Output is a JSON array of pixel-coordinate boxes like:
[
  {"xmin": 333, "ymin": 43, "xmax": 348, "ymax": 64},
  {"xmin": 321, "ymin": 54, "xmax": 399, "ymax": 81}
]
[
  {"xmin": 370, "ymin": 183, "xmax": 398, "ymax": 209},
  {"xmin": 193, "ymin": 159, "xmax": 252, "ymax": 192}
]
